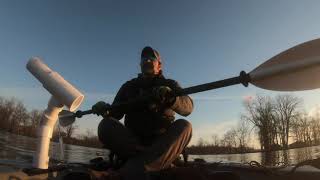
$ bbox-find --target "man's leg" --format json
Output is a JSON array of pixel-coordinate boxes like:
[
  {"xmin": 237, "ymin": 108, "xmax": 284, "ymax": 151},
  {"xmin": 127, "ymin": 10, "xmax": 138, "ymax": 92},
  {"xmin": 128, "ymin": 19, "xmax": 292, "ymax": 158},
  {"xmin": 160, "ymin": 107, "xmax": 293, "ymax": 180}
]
[
  {"xmin": 119, "ymin": 119, "xmax": 192, "ymax": 178},
  {"xmin": 143, "ymin": 119, "xmax": 192, "ymax": 171},
  {"xmin": 97, "ymin": 117, "xmax": 141, "ymax": 158}
]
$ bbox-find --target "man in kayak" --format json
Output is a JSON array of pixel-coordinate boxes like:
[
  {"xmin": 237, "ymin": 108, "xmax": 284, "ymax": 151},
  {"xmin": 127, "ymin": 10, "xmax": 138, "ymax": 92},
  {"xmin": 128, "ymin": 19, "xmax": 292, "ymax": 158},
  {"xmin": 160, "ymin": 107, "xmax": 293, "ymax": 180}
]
[{"xmin": 92, "ymin": 46, "xmax": 193, "ymax": 179}]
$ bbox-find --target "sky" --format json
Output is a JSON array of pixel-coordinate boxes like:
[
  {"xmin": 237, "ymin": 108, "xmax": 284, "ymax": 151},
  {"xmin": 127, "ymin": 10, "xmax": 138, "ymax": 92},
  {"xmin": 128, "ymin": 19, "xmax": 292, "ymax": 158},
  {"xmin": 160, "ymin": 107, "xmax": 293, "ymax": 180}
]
[{"xmin": 1, "ymin": 0, "xmax": 320, "ymax": 145}]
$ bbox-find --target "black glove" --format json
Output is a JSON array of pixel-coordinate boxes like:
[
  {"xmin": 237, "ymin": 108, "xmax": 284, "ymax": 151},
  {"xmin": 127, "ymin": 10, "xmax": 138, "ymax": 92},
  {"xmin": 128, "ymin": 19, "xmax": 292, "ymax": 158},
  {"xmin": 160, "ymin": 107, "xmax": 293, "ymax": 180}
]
[
  {"xmin": 92, "ymin": 101, "xmax": 111, "ymax": 117},
  {"xmin": 152, "ymin": 86, "xmax": 176, "ymax": 106}
]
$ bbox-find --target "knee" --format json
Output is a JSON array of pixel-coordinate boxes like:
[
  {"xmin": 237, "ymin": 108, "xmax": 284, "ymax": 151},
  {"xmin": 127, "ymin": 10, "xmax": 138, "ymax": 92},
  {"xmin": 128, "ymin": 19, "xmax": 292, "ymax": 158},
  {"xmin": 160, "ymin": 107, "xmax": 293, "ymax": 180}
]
[
  {"xmin": 98, "ymin": 117, "xmax": 115, "ymax": 133},
  {"xmin": 174, "ymin": 119, "xmax": 192, "ymax": 133},
  {"xmin": 97, "ymin": 117, "xmax": 118, "ymax": 143}
]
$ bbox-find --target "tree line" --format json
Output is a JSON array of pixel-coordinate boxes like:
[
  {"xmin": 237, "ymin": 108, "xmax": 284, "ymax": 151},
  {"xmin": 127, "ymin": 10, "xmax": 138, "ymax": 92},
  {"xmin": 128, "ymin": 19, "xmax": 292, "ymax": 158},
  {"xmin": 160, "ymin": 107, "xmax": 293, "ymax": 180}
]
[
  {"xmin": 2, "ymin": 94, "xmax": 320, "ymax": 153},
  {"xmin": 187, "ymin": 119, "xmax": 255, "ymax": 154},
  {"xmin": 188, "ymin": 94, "xmax": 320, "ymax": 154},
  {"xmin": 243, "ymin": 94, "xmax": 320, "ymax": 151},
  {"xmin": 0, "ymin": 96, "xmax": 102, "ymax": 148}
]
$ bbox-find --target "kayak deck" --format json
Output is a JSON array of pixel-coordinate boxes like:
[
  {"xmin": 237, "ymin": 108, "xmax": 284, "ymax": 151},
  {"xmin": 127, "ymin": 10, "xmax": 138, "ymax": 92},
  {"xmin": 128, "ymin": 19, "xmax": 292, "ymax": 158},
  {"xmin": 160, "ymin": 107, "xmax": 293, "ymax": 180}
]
[
  {"xmin": 1, "ymin": 162, "xmax": 320, "ymax": 180},
  {"xmin": 0, "ymin": 164, "xmax": 56, "ymax": 180}
]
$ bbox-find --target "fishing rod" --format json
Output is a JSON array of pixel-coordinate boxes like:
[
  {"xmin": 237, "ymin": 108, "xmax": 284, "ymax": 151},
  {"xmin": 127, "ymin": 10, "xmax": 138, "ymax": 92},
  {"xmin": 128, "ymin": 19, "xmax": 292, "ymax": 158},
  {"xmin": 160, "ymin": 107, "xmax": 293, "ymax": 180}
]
[{"xmin": 59, "ymin": 38, "xmax": 320, "ymax": 127}]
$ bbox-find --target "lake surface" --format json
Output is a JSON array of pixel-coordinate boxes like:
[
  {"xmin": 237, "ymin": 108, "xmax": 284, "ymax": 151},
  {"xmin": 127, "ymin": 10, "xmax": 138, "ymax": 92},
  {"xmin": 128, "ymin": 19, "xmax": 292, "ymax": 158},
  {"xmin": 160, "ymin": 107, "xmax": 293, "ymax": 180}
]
[{"xmin": 1, "ymin": 131, "xmax": 320, "ymax": 168}]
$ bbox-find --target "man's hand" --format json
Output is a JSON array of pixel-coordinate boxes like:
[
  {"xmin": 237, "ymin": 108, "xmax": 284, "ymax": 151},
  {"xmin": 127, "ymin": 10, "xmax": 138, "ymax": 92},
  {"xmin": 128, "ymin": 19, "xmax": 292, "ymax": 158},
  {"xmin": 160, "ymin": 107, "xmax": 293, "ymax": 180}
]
[
  {"xmin": 152, "ymin": 86, "xmax": 176, "ymax": 106},
  {"xmin": 92, "ymin": 101, "xmax": 111, "ymax": 117}
]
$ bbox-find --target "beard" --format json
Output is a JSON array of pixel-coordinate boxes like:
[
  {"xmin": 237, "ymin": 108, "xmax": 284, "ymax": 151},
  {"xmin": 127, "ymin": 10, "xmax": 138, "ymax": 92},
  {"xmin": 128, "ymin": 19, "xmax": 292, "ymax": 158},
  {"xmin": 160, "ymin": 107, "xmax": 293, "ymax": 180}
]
[{"xmin": 141, "ymin": 63, "xmax": 155, "ymax": 75}]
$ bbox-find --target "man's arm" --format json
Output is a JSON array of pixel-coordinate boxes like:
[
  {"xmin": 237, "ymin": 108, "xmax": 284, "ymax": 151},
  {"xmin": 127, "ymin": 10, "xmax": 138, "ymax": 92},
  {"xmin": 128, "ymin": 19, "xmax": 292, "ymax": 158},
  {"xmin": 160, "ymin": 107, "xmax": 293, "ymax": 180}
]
[
  {"xmin": 169, "ymin": 81, "xmax": 194, "ymax": 116},
  {"xmin": 109, "ymin": 83, "xmax": 128, "ymax": 120},
  {"xmin": 171, "ymin": 96, "xmax": 193, "ymax": 116}
]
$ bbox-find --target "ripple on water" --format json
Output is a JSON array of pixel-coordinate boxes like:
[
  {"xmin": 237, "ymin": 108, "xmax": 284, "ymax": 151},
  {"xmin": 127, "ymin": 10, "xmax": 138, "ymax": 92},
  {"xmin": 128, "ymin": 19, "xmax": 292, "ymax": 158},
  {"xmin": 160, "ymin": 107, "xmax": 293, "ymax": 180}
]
[{"xmin": 1, "ymin": 131, "xmax": 320, "ymax": 168}]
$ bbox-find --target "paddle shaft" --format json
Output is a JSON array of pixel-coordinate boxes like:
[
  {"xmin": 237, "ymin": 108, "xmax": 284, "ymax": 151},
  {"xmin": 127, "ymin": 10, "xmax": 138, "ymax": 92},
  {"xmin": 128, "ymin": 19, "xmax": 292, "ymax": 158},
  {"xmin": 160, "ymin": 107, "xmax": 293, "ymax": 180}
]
[
  {"xmin": 73, "ymin": 71, "xmax": 250, "ymax": 118},
  {"xmin": 182, "ymin": 71, "xmax": 250, "ymax": 95}
]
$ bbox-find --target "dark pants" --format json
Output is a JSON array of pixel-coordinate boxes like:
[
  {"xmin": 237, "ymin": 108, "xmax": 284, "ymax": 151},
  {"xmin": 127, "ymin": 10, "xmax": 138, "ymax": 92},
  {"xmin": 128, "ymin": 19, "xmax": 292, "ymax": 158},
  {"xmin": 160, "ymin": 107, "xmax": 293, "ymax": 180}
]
[{"xmin": 98, "ymin": 117, "xmax": 192, "ymax": 179}]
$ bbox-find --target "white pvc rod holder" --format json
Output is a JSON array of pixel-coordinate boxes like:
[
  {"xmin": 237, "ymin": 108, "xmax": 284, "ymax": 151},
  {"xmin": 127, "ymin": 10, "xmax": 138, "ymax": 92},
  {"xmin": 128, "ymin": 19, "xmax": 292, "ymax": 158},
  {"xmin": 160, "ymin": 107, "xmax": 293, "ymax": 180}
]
[{"xmin": 27, "ymin": 57, "xmax": 84, "ymax": 169}]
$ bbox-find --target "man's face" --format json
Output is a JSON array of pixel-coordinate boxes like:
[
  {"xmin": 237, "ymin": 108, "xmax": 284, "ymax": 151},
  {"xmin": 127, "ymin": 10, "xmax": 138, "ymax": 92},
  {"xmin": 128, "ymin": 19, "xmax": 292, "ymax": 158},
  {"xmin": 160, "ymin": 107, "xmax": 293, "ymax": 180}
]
[{"xmin": 140, "ymin": 59, "xmax": 162, "ymax": 76}]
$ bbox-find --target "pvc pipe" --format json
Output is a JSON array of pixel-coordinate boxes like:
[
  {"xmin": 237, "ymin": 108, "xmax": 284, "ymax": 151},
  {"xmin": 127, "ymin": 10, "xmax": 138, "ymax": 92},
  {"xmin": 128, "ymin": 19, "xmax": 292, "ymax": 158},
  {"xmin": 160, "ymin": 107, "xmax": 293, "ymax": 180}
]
[
  {"xmin": 33, "ymin": 96, "xmax": 63, "ymax": 169},
  {"xmin": 26, "ymin": 57, "xmax": 84, "ymax": 169},
  {"xmin": 26, "ymin": 57, "xmax": 84, "ymax": 112}
]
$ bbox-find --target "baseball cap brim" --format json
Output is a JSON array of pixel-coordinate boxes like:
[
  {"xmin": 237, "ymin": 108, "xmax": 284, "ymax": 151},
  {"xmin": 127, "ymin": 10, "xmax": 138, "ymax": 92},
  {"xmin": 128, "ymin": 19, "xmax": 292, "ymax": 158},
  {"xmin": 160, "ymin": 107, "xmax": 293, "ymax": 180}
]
[{"xmin": 141, "ymin": 46, "xmax": 160, "ymax": 61}]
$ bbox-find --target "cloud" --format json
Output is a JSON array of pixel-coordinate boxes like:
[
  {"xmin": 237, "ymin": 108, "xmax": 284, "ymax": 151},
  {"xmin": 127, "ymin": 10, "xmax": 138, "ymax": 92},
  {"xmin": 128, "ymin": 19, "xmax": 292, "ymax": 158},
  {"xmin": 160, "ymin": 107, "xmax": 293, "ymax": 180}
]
[
  {"xmin": 307, "ymin": 104, "xmax": 320, "ymax": 118},
  {"xmin": 242, "ymin": 94, "xmax": 256, "ymax": 103}
]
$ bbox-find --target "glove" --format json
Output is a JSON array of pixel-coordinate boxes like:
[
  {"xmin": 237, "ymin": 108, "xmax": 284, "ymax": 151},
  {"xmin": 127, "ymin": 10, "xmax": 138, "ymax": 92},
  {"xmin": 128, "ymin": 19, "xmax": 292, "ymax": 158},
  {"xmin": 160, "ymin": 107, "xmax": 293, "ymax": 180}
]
[
  {"xmin": 92, "ymin": 101, "xmax": 111, "ymax": 116},
  {"xmin": 152, "ymin": 86, "xmax": 176, "ymax": 106}
]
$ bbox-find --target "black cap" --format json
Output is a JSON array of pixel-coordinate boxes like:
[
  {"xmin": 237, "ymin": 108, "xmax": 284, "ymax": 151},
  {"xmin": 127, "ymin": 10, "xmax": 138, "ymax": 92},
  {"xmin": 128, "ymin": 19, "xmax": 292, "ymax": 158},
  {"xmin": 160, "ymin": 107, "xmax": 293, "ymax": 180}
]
[{"xmin": 141, "ymin": 46, "xmax": 160, "ymax": 62}]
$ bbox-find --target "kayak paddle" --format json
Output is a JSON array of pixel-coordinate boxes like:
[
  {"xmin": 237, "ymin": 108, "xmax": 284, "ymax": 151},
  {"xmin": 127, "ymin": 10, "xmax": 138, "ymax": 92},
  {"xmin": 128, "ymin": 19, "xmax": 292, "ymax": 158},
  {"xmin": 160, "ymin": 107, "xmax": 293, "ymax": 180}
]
[{"xmin": 59, "ymin": 38, "xmax": 320, "ymax": 127}]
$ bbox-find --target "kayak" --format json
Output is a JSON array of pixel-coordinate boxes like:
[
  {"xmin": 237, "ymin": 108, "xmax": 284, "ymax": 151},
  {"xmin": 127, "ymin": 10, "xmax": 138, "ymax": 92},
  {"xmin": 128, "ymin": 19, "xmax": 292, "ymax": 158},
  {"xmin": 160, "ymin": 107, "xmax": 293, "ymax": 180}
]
[{"xmin": 1, "ymin": 158, "xmax": 320, "ymax": 180}]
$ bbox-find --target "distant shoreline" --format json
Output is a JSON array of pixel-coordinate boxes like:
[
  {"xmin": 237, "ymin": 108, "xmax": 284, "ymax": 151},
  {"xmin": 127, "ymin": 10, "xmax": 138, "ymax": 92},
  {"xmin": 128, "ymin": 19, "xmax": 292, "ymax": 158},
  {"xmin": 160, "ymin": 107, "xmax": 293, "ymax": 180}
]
[
  {"xmin": 186, "ymin": 142, "xmax": 320, "ymax": 155},
  {"xmin": 0, "ymin": 130, "xmax": 103, "ymax": 149},
  {"xmin": 2, "ymin": 129, "xmax": 319, "ymax": 156}
]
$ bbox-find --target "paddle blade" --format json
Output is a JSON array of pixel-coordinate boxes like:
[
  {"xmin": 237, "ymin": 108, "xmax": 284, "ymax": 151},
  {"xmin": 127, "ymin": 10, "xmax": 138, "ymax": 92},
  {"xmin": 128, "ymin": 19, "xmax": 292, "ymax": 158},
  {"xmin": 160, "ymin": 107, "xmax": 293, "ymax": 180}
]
[
  {"xmin": 59, "ymin": 110, "xmax": 75, "ymax": 127},
  {"xmin": 249, "ymin": 38, "xmax": 320, "ymax": 91}
]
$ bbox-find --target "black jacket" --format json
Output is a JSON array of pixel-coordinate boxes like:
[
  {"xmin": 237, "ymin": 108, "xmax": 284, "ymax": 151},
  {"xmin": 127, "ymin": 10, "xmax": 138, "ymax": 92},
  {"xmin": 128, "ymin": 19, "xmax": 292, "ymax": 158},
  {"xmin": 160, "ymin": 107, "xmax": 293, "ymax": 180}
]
[{"xmin": 110, "ymin": 74, "xmax": 193, "ymax": 145}]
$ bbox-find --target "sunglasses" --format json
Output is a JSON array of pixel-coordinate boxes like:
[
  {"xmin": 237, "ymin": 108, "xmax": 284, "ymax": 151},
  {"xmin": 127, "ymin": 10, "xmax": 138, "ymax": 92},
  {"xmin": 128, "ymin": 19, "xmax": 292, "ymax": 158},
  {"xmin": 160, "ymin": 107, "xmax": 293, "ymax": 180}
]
[{"xmin": 141, "ymin": 55, "xmax": 158, "ymax": 62}]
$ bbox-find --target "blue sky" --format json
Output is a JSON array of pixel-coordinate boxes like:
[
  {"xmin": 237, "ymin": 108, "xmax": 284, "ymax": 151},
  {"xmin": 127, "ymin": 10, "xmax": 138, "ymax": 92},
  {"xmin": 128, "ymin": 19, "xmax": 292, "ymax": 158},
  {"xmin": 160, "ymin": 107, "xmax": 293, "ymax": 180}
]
[{"xmin": 1, "ymin": 0, "xmax": 320, "ymax": 145}]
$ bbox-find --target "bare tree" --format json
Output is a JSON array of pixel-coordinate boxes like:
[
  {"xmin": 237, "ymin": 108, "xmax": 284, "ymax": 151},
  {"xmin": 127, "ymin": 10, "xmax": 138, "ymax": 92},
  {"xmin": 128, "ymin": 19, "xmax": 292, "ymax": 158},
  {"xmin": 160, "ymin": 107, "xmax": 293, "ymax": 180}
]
[
  {"xmin": 64, "ymin": 123, "xmax": 78, "ymax": 139},
  {"xmin": 274, "ymin": 94, "xmax": 302, "ymax": 149},
  {"xmin": 28, "ymin": 110, "xmax": 43, "ymax": 136},
  {"xmin": 291, "ymin": 116, "xmax": 303, "ymax": 142},
  {"xmin": 310, "ymin": 118, "xmax": 320, "ymax": 145},
  {"xmin": 197, "ymin": 137, "xmax": 206, "ymax": 147},
  {"xmin": 81, "ymin": 128, "xmax": 96, "ymax": 140},
  {"xmin": 242, "ymin": 95, "xmax": 276, "ymax": 151},
  {"xmin": 211, "ymin": 134, "xmax": 220, "ymax": 146},
  {"xmin": 291, "ymin": 113, "xmax": 313, "ymax": 145},
  {"xmin": 301, "ymin": 115, "xmax": 312, "ymax": 145},
  {"xmin": 0, "ymin": 97, "xmax": 6, "ymax": 129},
  {"xmin": 223, "ymin": 128, "xmax": 237, "ymax": 148},
  {"xmin": 0, "ymin": 98, "xmax": 16, "ymax": 131},
  {"xmin": 235, "ymin": 119, "xmax": 251, "ymax": 152},
  {"xmin": 309, "ymin": 109, "xmax": 320, "ymax": 145},
  {"xmin": 10, "ymin": 101, "xmax": 29, "ymax": 134}
]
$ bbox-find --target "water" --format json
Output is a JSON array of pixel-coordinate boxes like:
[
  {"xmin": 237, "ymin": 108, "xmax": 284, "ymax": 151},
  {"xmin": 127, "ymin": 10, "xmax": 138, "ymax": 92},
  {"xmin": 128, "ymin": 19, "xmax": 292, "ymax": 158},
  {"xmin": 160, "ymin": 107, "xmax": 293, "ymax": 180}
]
[
  {"xmin": 1, "ymin": 131, "xmax": 320, "ymax": 169},
  {"xmin": 189, "ymin": 147, "xmax": 320, "ymax": 166},
  {"xmin": 0, "ymin": 131, "xmax": 109, "ymax": 168}
]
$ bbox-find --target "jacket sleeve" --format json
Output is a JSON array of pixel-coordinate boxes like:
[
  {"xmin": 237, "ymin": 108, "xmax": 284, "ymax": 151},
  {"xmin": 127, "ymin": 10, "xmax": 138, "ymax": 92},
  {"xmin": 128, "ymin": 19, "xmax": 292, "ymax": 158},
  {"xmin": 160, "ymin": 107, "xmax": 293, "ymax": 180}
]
[
  {"xmin": 169, "ymin": 81, "xmax": 194, "ymax": 116},
  {"xmin": 109, "ymin": 83, "xmax": 128, "ymax": 120}
]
